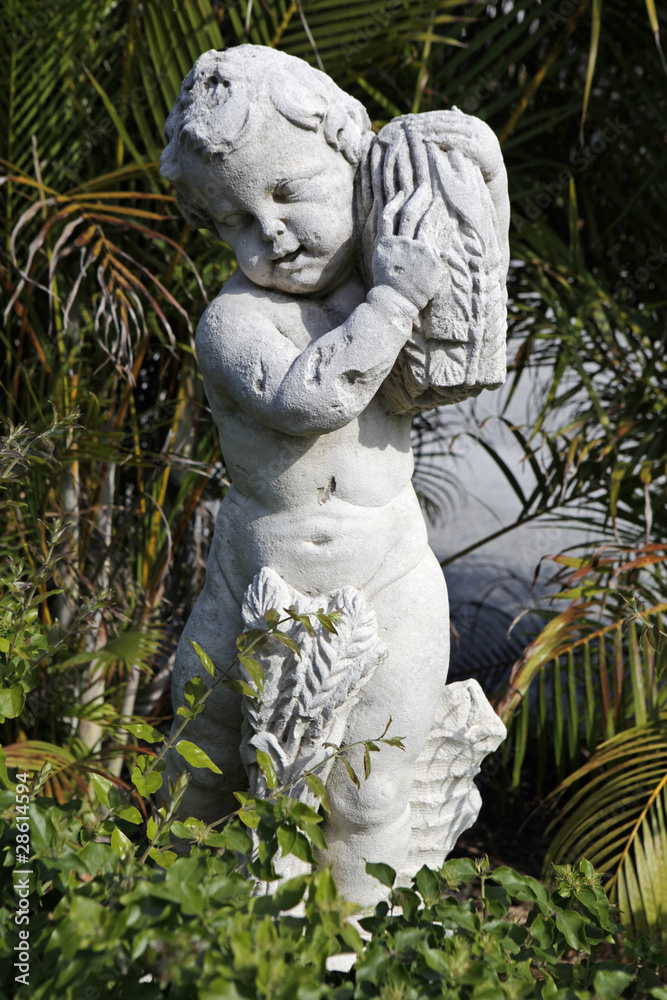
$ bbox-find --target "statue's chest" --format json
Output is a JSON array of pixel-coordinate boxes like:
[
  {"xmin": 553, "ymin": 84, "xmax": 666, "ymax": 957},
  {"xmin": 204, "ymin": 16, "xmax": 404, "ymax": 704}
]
[{"xmin": 270, "ymin": 291, "xmax": 360, "ymax": 352}]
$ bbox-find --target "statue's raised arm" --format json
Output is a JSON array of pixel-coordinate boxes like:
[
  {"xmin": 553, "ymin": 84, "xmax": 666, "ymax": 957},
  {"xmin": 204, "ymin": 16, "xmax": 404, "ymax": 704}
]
[{"xmin": 356, "ymin": 110, "xmax": 510, "ymax": 415}]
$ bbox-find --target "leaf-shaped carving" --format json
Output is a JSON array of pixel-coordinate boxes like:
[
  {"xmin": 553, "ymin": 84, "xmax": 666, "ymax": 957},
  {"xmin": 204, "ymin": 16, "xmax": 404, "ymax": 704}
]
[
  {"xmin": 238, "ymin": 569, "xmax": 387, "ymax": 802},
  {"xmin": 241, "ymin": 565, "xmax": 293, "ymax": 630}
]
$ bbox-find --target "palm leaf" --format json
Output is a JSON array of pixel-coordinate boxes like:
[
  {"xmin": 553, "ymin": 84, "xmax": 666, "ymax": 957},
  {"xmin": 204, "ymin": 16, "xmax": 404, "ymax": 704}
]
[
  {"xmin": 493, "ymin": 559, "xmax": 667, "ymax": 790},
  {"xmin": 546, "ymin": 717, "xmax": 667, "ymax": 944}
]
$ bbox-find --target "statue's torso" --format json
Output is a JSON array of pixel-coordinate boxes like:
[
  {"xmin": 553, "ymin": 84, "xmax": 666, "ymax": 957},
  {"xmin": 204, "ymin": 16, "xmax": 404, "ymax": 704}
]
[{"xmin": 197, "ymin": 271, "xmax": 428, "ymax": 597}]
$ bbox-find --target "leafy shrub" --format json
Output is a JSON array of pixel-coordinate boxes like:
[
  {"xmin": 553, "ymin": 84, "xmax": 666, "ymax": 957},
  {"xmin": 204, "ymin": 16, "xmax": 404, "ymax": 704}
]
[{"xmin": 3, "ymin": 780, "xmax": 667, "ymax": 1000}]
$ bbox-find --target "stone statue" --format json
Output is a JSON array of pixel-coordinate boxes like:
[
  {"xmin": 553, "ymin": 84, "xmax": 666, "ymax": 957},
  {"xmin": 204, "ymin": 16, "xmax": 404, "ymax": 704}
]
[{"xmin": 159, "ymin": 44, "xmax": 508, "ymax": 908}]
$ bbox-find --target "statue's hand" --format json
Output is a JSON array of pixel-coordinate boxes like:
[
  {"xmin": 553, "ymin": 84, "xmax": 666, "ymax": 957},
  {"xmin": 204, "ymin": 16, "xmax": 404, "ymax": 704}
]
[{"xmin": 372, "ymin": 187, "xmax": 444, "ymax": 311}]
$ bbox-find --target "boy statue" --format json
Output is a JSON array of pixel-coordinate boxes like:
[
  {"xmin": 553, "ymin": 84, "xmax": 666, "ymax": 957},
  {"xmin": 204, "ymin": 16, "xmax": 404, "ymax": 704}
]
[{"xmin": 160, "ymin": 44, "xmax": 508, "ymax": 907}]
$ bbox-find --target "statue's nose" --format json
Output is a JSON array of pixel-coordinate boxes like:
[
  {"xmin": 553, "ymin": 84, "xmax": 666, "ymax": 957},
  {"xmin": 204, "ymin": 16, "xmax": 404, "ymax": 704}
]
[{"xmin": 259, "ymin": 215, "xmax": 286, "ymax": 243}]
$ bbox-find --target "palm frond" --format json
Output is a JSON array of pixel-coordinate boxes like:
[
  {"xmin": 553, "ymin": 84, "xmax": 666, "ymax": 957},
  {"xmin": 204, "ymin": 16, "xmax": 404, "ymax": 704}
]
[
  {"xmin": 546, "ymin": 716, "xmax": 667, "ymax": 944},
  {"xmin": 493, "ymin": 546, "xmax": 667, "ymax": 790}
]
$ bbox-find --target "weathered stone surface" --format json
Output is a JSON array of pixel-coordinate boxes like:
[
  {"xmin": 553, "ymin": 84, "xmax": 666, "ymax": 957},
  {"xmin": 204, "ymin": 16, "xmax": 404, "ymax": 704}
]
[{"xmin": 159, "ymin": 44, "xmax": 509, "ymax": 908}]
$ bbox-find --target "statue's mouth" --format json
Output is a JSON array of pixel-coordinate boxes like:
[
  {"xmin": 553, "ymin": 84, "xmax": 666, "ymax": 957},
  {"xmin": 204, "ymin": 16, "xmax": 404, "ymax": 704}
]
[{"xmin": 273, "ymin": 247, "xmax": 302, "ymax": 264}]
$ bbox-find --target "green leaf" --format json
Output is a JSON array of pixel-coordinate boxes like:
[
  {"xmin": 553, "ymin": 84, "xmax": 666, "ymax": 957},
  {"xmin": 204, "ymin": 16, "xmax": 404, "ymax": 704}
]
[
  {"xmin": 237, "ymin": 628, "xmax": 266, "ymax": 651},
  {"xmin": 593, "ymin": 969, "xmax": 634, "ymax": 1000},
  {"xmin": 420, "ymin": 945, "xmax": 451, "ymax": 975},
  {"xmin": 187, "ymin": 638, "xmax": 216, "ymax": 677},
  {"xmin": 170, "ymin": 820, "xmax": 201, "ymax": 840},
  {"xmin": 366, "ymin": 861, "xmax": 396, "ymax": 888},
  {"xmin": 111, "ymin": 825, "xmax": 133, "ymax": 860},
  {"xmin": 184, "ymin": 676, "xmax": 208, "ymax": 706},
  {"xmin": 200, "ymin": 982, "xmax": 245, "ymax": 1000},
  {"xmin": 363, "ymin": 746, "xmax": 372, "ymax": 780},
  {"xmin": 340, "ymin": 920, "xmax": 365, "ymax": 953},
  {"xmin": 176, "ymin": 705, "xmax": 196, "ymax": 720},
  {"xmin": 238, "ymin": 807, "xmax": 260, "ymax": 830},
  {"xmin": 301, "ymin": 821, "xmax": 327, "ymax": 851},
  {"xmin": 274, "ymin": 874, "xmax": 308, "ymax": 911},
  {"xmin": 0, "ymin": 684, "xmax": 25, "ymax": 719},
  {"xmin": 255, "ymin": 748, "xmax": 277, "ymax": 790},
  {"xmin": 0, "ymin": 748, "xmax": 10, "ymax": 789},
  {"xmin": 222, "ymin": 678, "xmax": 260, "ymax": 699},
  {"xmin": 305, "ymin": 773, "xmax": 330, "ymax": 813},
  {"xmin": 297, "ymin": 614, "xmax": 316, "ymax": 634},
  {"xmin": 555, "ymin": 910, "xmax": 590, "ymax": 954},
  {"xmin": 277, "ymin": 824, "xmax": 297, "ymax": 858},
  {"xmin": 149, "ymin": 847, "xmax": 178, "ymax": 869},
  {"xmin": 121, "ymin": 722, "xmax": 165, "ymax": 743},
  {"xmin": 492, "ymin": 867, "xmax": 552, "ymax": 911},
  {"xmin": 175, "ymin": 740, "xmax": 222, "ymax": 773},
  {"xmin": 314, "ymin": 866, "xmax": 337, "ymax": 906},
  {"xmin": 131, "ymin": 766, "xmax": 163, "ymax": 796},
  {"xmin": 238, "ymin": 654, "xmax": 264, "ymax": 694},
  {"xmin": 314, "ymin": 612, "xmax": 339, "ymax": 635},
  {"xmin": 290, "ymin": 801, "xmax": 323, "ymax": 827},
  {"xmin": 91, "ymin": 773, "xmax": 120, "ymax": 810},
  {"xmin": 439, "ymin": 857, "xmax": 479, "ymax": 888},
  {"xmin": 415, "ymin": 865, "xmax": 441, "ymax": 905},
  {"xmin": 289, "ymin": 830, "xmax": 314, "ymax": 864},
  {"xmin": 263, "ymin": 608, "xmax": 280, "ymax": 627},
  {"xmin": 341, "ymin": 757, "xmax": 360, "ymax": 789},
  {"xmin": 355, "ymin": 946, "xmax": 391, "ymax": 985},
  {"xmin": 223, "ymin": 821, "xmax": 253, "ymax": 854},
  {"xmin": 271, "ymin": 631, "xmax": 301, "ymax": 657},
  {"xmin": 382, "ymin": 736, "xmax": 406, "ymax": 749}
]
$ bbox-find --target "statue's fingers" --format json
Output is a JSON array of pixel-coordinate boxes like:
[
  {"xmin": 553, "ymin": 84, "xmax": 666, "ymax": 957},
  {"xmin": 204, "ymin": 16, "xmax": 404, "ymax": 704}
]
[
  {"xmin": 369, "ymin": 145, "xmax": 386, "ymax": 235},
  {"xmin": 382, "ymin": 140, "xmax": 399, "ymax": 203},
  {"xmin": 398, "ymin": 183, "xmax": 432, "ymax": 237},
  {"xmin": 379, "ymin": 190, "xmax": 407, "ymax": 239},
  {"xmin": 405, "ymin": 126, "xmax": 430, "ymax": 187},
  {"xmin": 360, "ymin": 144, "xmax": 375, "ymax": 216},
  {"xmin": 396, "ymin": 136, "xmax": 414, "ymax": 201},
  {"xmin": 416, "ymin": 196, "xmax": 446, "ymax": 242}
]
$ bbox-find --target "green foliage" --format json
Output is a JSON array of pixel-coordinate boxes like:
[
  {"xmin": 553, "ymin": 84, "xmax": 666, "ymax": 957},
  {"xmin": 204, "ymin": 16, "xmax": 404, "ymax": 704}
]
[
  {"xmin": 546, "ymin": 715, "xmax": 667, "ymax": 948},
  {"xmin": 4, "ymin": 776, "xmax": 667, "ymax": 1000},
  {"xmin": 352, "ymin": 857, "xmax": 666, "ymax": 1000},
  {"xmin": 495, "ymin": 587, "xmax": 667, "ymax": 793},
  {"xmin": 0, "ymin": 415, "xmax": 167, "ymax": 795}
]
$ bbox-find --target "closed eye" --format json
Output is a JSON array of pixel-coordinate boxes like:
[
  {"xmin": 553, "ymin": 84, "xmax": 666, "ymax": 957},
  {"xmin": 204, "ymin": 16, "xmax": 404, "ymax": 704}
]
[
  {"xmin": 273, "ymin": 179, "xmax": 312, "ymax": 203},
  {"xmin": 217, "ymin": 211, "xmax": 253, "ymax": 229}
]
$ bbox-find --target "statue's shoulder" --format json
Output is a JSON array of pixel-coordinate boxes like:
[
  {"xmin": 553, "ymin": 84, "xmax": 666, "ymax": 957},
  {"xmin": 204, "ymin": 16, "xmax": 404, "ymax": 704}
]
[{"xmin": 196, "ymin": 270, "xmax": 284, "ymax": 348}]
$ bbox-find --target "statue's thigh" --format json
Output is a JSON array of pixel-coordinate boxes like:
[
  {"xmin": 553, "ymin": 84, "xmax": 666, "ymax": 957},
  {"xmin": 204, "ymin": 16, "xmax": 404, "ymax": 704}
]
[
  {"xmin": 169, "ymin": 559, "xmax": 247, "ymax": 799},
  {"xmin": 327, "ymin": 548, "xmax": 450, "ymax": 820}
]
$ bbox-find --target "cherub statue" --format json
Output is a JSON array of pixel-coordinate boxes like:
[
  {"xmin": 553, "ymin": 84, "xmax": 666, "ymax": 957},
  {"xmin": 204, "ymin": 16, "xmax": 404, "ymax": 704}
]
[{"xmin": 159, "ymin": 45, "xmax": 508, "ymax": 907}]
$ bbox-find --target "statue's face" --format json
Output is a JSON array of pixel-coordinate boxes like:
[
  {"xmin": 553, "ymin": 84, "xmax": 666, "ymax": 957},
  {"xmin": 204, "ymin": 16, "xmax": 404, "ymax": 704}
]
[{"xmin": 181, "ymin": 109, "xmax": 357, "ymax": 295}]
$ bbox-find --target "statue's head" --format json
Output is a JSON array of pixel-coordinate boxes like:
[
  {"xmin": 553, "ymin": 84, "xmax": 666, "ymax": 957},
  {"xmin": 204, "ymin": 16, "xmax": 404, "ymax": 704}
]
[{"xmin": 160, "ymin": 46, "xmax": 372, "ymax": 295}]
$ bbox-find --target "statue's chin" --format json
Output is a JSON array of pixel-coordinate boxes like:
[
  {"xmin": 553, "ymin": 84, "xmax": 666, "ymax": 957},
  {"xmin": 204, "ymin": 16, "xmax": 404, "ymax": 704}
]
[{"xmin": 242, "ymin": 258, "xmax": 354, "ymax": 297}]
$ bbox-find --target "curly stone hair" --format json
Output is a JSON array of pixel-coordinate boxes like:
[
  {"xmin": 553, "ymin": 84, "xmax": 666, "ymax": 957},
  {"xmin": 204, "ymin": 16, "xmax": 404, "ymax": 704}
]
[{"xmin": 160, "ymin": 45, "xmax": 373, "ymax": 231}]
